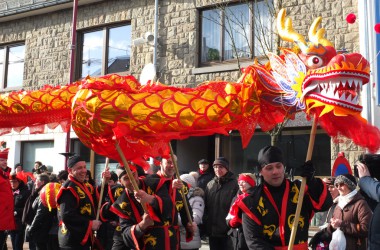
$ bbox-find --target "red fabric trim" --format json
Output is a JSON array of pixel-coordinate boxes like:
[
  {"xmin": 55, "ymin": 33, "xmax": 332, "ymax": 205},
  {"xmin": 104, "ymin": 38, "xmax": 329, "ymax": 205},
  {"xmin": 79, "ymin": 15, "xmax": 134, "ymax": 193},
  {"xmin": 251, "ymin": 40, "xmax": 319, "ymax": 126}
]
[
  {"xmin": 69, "ymin": 175, "xmax": 95, "ymax": 209},
  {"xmin": 147, "ymin": 195, "xmax": 162, "ymax": 222},
  {"xmin": 263, "ymin": 180, "xmax": 290, "ymax": 246},
  {"xmin": 171, "ymin": 187, "xmax": 177, "ymax": 224},
  {"xmin": 99, "ymin": 202, "xmax": 108, "ymax": 222},
  {"xmin": 108, "ymin": 185, "xmax": 115, "ymax": 203},
  {"xmin": 109, "ymin": 205, "xmax": 130, "ymax": 219},
  {"xmin": 80, "ymin": 220, "xmax": 92, "ymax": 245},
  {"xmin": 237, "ymin": 200, "xmax": 262, "ymax": 225},
  {"xmin": 131, "ymin": 225, "xmax": 141, "ymax": 250},
  {"xmin": 274, "ymin": 242, "xmax": 308, "ymax": 250},
  {"xmin": 309, "ymin": 180, "xmax": 328, "ymax": 210},
  {"xmin": 164, "ymin": 225, "xmax": 170, "ymax": 250},
  {"xmin": 127, "ymin": 192, "xmax": 142, "ymax": 222}
]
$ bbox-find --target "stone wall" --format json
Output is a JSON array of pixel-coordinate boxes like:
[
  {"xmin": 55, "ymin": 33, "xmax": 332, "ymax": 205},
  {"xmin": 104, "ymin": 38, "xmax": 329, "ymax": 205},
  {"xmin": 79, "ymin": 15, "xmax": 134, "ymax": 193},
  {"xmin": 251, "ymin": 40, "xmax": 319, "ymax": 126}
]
[
  {"xmin": 0, "ymin": 0, "xmax": 364, "ymax": 168},
  {"xmin": 0, "ymin": 0, "xmax": 360, "ymax": 86}
]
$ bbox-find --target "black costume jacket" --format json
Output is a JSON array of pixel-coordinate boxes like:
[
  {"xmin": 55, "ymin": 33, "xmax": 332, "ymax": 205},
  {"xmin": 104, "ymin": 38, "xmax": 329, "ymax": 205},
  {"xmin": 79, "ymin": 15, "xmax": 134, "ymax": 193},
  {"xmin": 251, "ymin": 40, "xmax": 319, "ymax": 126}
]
[
  {"xmin": 111, "ymin": 174, "xmax": 192, "ymax": 250},
  {"xmin": 98, "ymin": 183, "xmax": 125, "ymax": 250},
  {"xmin": 240, "ymin": 178, "xmax": 332, "ymax": 250},
  {"xmin": 57, "ymin": 175, "xmax": 97, "ymax": 249}
]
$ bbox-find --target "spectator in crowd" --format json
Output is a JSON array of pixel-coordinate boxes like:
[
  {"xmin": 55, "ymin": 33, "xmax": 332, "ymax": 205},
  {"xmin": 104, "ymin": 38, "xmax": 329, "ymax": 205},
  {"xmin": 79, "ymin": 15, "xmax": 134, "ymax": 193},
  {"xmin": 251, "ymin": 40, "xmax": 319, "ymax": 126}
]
[
  {"xmin": 309, "ymin": 177, "xmax": 339, "ymax": 249},
  {"xmin": 27, "ymin": 174, "xmax": 53, "ymax": 250},
  {"xmin": 179, "ymin": 173, "xmax": 205, "ymax": 250},
  {"xmin": 226, "ymin": 173, "xmax": 256, "ymax": 250},
  {"xmin": 357, "ymin": 161, "xmax": 380, "ymax": 249},
  {"xmin": 57, "ymin": 155, "xmax": 103, "ymax": 250},
  {"xmin": 241, "ymin": 145, "xmax": 332, "ymax": 249},
  {"xmin": 15, "ymin": 163, "xmax": 23, "ymax": 173},
  {"xmin": 328, "ymin": 173, "xmax": 372, "ymax": 250},
  {"xmin": 196, "ymin": 159, "xmax": 214, "ymax": 191},
  {"xmin": 33, "ymin": 161, "xmax": 43, "ymax": 174},
  {"xmin": 204, "ymin": 157, "xmax": 239, "ymax": 250},
  {"xmin": 9, "ymin": 172, "xmax": 31, "ymax": 250},
  {"xmin": 57, "ymin": 170, "xmax": 68, "ymax": 184},
  {"xmin": 0, "ymin": 148, "xmax": 16, "ymax": 250}
]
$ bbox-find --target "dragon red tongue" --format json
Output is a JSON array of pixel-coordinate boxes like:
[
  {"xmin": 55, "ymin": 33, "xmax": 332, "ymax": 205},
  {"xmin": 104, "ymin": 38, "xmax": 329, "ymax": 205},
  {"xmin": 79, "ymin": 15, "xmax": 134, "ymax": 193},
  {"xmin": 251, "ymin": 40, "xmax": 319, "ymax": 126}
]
[{"xmin": 338, "ymin": 89, "xmax": 357, "ymax": 98}]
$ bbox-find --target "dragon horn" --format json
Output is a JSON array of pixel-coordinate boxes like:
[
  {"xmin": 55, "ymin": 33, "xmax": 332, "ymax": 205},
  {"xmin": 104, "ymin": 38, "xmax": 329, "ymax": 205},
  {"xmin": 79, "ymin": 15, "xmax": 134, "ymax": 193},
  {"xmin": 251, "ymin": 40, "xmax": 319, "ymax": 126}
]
[
  {"xmin": 277, "ymin": 9, "xmax": 308, "ymax": 51},
  {"xmin": 308, "ymin": 16, "xmax": 334, "ymax": 47}
]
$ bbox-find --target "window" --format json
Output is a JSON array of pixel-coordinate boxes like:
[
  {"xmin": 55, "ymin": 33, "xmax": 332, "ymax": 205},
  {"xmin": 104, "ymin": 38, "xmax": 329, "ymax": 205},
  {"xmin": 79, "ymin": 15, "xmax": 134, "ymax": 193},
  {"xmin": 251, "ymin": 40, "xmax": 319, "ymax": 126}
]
[
  {"xmin": 200, "ymin": 1, "xmax": 273, "ymax": 65},
  {"xmin": 78, "ymin": 24, "xmax": 131, "ymax": 78},
  {"xmin": 0, "ymin": 43, "xmax": 25, "ymax": 89},
  {"xmin": 21, "ymin": 141, "xmax": 54, "ymax": 172}
]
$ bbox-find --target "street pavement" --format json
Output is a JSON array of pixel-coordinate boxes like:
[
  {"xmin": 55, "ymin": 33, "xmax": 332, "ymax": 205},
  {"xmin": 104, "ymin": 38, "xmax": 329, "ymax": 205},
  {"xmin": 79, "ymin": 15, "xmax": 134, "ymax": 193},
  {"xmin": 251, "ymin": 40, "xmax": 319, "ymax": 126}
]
[{"xmin": 6, "ymin": 235, "xmax": 210, "ymax": 250}]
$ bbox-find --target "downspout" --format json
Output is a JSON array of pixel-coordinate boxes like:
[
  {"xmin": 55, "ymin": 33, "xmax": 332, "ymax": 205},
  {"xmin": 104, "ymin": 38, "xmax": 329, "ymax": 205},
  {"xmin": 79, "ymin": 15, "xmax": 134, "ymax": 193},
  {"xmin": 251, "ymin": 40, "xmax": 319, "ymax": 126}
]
[
  {"xmin": 153, "ymin": 0, "xmax": 158, "ymax": 70},
  {"xmin": 364, "ymin": 0, "xmax": 372, "ymax": 124},
  {"xmin": 359, "ymin": 0, "xmax": 373, "ymax": 125},
  {"xmin": 65, "ymin": 0, "xmax": 78, "ymax": 170}
]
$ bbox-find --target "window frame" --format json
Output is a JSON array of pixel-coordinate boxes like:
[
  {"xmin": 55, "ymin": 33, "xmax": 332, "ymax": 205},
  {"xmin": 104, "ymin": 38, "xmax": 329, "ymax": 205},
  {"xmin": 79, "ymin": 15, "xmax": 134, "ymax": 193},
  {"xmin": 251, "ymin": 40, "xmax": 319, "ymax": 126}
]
[
  {"xmin": 198, "ymin": 1, "xmax": 267, "ymax": 67},
  {"xmin": 76, "ymin": 22, "xmax": 132, "ymax": 80},
  {"xmin": 0, "ymin": 42, "xmax": 25, "ymax": 91}
]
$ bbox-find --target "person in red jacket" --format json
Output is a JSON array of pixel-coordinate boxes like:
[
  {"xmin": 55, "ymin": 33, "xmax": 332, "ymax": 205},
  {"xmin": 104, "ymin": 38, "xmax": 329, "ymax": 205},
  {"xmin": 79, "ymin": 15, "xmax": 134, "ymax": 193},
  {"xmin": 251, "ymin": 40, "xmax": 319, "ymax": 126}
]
[{"xmin": 0, "ymin": 148, "xmax": 16, "ymax": 250}]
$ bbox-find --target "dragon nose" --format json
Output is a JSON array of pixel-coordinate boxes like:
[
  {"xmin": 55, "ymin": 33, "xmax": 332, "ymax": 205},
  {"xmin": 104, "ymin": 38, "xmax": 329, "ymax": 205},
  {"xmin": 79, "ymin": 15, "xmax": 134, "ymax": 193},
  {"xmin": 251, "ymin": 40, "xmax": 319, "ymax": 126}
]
[{"xmin": 328, "ymin": 53, "xmax": 370, "ymax": 69}]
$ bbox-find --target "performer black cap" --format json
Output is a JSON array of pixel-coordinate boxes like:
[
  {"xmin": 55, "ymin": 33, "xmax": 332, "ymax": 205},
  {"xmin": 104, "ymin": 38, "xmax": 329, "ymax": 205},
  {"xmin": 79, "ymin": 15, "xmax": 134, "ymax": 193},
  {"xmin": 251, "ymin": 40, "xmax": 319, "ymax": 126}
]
[
  {"xmin": 198, "ymin": 159, "xmax": 209, "ymax": 165},
  {"xmin": 258, "ymin": 146, "xmax": 283, "ymax": 167},
  {"xmin": 67, "ymin": 155, "xmax": 85, "ymax": 168}
]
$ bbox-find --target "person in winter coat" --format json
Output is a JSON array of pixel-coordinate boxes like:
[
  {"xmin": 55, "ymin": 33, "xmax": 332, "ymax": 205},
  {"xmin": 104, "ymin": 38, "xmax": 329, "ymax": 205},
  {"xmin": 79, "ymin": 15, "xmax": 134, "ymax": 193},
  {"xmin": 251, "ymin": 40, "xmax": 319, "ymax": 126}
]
[
  {"xmin": 204, "ymin": 157, "xmax": 239, "ymax": 250},
  {"xmin": 357, "ymin": 161, "xmax": 380, "ymax": 250},
  {"xmin": 27, "ymin": 174, "xmax": 54, "ymax": 250},
  {"xmin": 226, "ymin": 173, "xmax": 256, "ymax": 250},
  {"xmin": 309, "ymin": 177, "xmax": 339, "ymax": 249},
  {"xmin": 0, "ymin": 148, "xmax": 16, "ymax": 250},
  {"xmin": 196, "ymin": 159, "xmax": 214, "ymax": 191},
  {"xmin": 179, "ymin": 173, "xmax": 205, "ymax": 250},
  {"xmin": 9, "ymin": 172, "xmax": 31, "ymax": 250},
  {"xmin": 328, "ymin": 174, "xmax": 372, "ymax": 250}
]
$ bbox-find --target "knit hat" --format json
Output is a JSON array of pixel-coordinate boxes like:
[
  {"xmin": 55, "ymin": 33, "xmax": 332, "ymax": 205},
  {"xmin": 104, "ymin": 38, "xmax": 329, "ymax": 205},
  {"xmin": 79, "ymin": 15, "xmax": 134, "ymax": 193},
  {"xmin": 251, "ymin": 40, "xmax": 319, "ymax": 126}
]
[
  {"xmin": 238, "ymin": 173, "xmax": 256, "ymax": 188},
  {"xmin": 213, "ymin": 157, "xmax": 229, "ymax": 169},
  {"xmin": 180, "ymin": 173, "xmax": 196, "ymax": 188},
  {"xmin": 110, "ymin": 171, "xmax": 118, "ymax": 182},
  {"xmin": 198, "ymin": 159, "xmax": 209, "ymax": 165},
  {"xmin": 0, "ymin": 148, "xmax": 9, "ymax": 160},
  {"xmin": 334, "ymin": 174, "xmax": 357, "ymax": 191},
  {"xmin": 258, "ymin": 146, "xmax": 283, "ymax": 167}
]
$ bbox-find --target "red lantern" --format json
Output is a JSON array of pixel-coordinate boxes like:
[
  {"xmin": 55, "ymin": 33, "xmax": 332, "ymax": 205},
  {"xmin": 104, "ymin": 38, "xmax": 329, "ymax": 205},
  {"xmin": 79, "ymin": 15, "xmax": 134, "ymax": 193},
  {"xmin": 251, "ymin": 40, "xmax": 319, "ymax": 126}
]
[
  {"xmin": 346, "ymin": 13, "xmax": 356, "ymax": 24},
  {"xmin": 375, "ymin": 23, "xmax": 380, "ymax": 34}
]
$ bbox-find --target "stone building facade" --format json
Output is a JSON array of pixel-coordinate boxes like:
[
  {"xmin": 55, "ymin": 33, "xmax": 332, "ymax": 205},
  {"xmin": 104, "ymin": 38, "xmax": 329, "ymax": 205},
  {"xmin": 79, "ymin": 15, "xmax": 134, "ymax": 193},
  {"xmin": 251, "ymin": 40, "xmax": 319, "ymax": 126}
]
[{"xmin": 0, "ymin": 0, "xmax": 367, "ymax": 174}]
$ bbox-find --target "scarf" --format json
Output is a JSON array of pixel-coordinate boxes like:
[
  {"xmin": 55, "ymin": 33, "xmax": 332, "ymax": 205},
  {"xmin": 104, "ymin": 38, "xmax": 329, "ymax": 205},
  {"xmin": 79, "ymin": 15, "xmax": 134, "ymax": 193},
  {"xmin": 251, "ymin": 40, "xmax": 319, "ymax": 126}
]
[{"xmin": 337, "ymin": 189, "xmax": 357, "ymax": 209}]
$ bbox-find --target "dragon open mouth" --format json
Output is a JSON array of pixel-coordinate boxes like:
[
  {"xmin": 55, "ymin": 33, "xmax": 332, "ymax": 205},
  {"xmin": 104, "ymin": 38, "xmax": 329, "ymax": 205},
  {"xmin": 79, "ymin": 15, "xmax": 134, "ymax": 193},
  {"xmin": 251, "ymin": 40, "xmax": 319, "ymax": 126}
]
[
  {"xmin": 302, "ymin": 75, "xmax": 366, "ymax": 111},
  {"xmin": 302, "ymin": 53, "xmax": 370, "ymax": 112}
]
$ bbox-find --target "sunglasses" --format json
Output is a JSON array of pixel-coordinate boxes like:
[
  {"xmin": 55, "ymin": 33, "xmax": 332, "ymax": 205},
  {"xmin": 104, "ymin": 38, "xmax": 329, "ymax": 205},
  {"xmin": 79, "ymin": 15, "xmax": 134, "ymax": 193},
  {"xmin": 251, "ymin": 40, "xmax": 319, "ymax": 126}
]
[{"xmin": 335, "ymin": 183, "xmax": 345, "ymax": 188}]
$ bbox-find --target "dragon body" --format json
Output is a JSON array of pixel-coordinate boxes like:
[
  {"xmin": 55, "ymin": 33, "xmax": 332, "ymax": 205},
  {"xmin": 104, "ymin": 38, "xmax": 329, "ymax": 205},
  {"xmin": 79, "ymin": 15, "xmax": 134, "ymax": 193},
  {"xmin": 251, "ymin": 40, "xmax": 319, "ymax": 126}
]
[{"xmin": 0, "ymin": 9, "xmax": 379, "ymax": 163}]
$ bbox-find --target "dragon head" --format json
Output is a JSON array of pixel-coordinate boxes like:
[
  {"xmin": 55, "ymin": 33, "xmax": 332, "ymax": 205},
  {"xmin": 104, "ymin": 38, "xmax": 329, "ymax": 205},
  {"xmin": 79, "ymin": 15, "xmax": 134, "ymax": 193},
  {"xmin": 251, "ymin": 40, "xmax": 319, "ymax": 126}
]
[
  {"xmin": 275, "ymin": 9, "xmax": 380, "ymax": 152},
  {"xmin": 277, "ymin": 9, "xmax": 370, "ymax": 117}
]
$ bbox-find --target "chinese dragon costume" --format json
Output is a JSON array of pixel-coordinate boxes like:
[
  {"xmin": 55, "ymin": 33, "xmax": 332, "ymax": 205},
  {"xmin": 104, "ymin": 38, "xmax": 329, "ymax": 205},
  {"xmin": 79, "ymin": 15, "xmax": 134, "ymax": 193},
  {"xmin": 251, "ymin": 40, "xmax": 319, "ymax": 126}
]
[{"xmin": 0, "ymin": 9, "xmax": 379, "ymax": 164}]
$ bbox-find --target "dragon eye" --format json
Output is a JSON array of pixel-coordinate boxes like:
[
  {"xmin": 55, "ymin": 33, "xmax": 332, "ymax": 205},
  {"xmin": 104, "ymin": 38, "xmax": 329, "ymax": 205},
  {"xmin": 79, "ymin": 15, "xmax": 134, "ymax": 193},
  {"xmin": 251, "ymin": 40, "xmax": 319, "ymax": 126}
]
[{"xmin": 307, "ymin": 56, "xmax": 324, "ymax": 68}]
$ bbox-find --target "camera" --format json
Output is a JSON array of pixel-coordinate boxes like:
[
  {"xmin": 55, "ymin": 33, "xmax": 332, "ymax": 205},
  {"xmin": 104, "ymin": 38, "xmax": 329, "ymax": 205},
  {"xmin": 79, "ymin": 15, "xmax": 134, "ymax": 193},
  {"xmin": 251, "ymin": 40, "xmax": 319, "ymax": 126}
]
[{"xmin": 354, "ymin": 154, "xmax": 380, "ymax": 180}]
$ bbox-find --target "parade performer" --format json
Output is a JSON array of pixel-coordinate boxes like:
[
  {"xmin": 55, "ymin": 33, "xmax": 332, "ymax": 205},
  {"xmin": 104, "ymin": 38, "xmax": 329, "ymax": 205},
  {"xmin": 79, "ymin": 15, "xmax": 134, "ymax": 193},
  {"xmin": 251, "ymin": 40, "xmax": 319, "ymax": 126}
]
[
  {"xmin": 98, "ymin": 167, "xmax": 129, "ymax": 250},
  {"xmin": 111, "ymin": 155, "xmax": 194, "ymax": 250},
  {"xmin": 240, "ymin": 146, "xmax": 332, "ymax": 250},
  {"xmin": 57, "ymin": 155, "xmax": 103, "ymax": 250}
]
